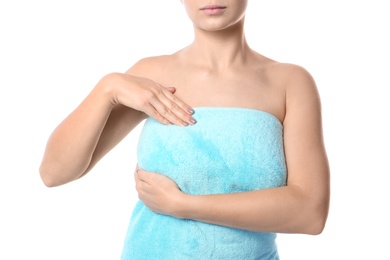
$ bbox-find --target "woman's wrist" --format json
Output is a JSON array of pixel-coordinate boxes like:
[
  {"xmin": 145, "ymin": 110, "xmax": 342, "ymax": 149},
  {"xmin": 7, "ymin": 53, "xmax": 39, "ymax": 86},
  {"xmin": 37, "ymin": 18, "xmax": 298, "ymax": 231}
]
[
  {"xmin": 94, "ymin": 72, "xmax": 125, "ymax": 107},
  {"xmin": 173, "ymin": 193, "xmax": 197, "ymax": 219}
]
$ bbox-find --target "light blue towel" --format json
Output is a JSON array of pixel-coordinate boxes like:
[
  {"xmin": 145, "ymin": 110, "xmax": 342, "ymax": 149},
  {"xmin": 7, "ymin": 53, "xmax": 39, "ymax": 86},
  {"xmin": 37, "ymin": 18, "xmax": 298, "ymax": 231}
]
[{"xmin": 121, "ymin": 107, "xmax": 287, "ymax": 260}]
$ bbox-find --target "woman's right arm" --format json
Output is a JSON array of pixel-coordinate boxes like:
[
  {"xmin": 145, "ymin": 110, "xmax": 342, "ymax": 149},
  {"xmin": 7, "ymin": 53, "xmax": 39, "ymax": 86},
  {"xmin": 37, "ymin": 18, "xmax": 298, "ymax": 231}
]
[{"xmin": 39, "ymin": 61, "xmax": 195, "ymax": 187}]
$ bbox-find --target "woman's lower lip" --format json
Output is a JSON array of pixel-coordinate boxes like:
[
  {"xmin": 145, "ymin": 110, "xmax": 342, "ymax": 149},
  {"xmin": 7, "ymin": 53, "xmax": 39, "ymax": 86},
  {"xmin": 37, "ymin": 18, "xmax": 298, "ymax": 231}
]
[{"xmin": 201, "ymin": 7, "xmax": 226, "ymax": 15}]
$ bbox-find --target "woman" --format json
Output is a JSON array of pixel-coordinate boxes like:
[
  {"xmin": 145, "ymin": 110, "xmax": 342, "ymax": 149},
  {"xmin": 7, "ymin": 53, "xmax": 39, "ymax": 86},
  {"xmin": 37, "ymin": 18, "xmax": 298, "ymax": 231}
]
[{"xmin": 39, "ymin": 0, "xmax": 330, "ymax": 259}]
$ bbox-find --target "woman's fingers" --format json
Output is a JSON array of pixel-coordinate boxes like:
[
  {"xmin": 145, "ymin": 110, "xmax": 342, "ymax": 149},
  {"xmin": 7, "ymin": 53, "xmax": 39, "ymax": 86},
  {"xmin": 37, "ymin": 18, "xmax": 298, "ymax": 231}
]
[
  {"xmin": 149, "ymin": 95, "xmax": 195, "ymax": 126},
  {"xmin": 143, "ymin": 105, "xmax": 173, "ymax": 125},
  {"xmin": 114, "ymin": 74, "xmax": 196, "ymax": 126},
  {"xmin": 161, "ymin": 87, "xmax": 196, "ymax": 122},
  {"xmin": 145, "ymin": 86, "xmax": 196, "ymax": 126}
]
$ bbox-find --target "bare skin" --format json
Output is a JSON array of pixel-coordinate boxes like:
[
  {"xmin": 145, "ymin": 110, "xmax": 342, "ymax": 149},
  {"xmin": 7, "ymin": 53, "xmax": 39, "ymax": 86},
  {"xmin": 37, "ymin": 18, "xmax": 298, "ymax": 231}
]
[{"xmin": 40, "ymin": 0, "xmax": 330, "ymax": 235}]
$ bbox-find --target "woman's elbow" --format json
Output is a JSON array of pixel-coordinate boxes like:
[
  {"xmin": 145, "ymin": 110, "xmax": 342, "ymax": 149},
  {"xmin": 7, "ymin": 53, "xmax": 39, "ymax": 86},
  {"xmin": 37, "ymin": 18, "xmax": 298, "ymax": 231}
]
[
  {"xmin": 39, "ymin": 164, "xmax": 61, "ymax": 187},
  {"xmin": 39, "ymin": 163, "xmax": 77, "ymax": 188},
  {"xmin": 305, "ymin": 216, "xmax": 327, "ymax": 235},
  {"xmin": 302, "ymin": 203, "xmax": 329, "ymax": 235},
  {"xmin": 40, "ymin": 177, "xmax": 59, "ymax": 188}
]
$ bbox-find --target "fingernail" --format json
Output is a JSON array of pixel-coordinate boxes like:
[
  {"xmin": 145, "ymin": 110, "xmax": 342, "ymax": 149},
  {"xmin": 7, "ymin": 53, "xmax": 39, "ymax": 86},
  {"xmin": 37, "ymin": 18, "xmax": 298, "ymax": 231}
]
[
  {"xmin": 182, "ymin": 121, "xmax": 189, "ymax": 126},
  {"xmin": 188, "ymin": 108, "xmax": 195, "ymax": 114},
  {"xmin": 189, "ymin": 117, "xmax": 197, "ymax": 124}
]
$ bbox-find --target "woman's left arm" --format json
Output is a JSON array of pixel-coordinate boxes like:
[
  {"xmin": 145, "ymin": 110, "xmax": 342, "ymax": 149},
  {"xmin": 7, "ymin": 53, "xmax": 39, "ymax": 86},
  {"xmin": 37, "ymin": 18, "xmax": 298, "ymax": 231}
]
[{"xmin": 135, "ymin": 65, "xmax": 330, "ymax": 235}]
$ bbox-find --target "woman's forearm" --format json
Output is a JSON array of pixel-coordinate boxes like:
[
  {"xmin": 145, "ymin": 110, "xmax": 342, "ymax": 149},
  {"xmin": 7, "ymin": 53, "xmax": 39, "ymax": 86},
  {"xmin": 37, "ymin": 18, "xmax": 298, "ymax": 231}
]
[
  {"xmin": 39, "ymin": 74, "xmax": 117, "ymax": 187},
  {"xmin": 178, "ymin": 185, "xmax": 327, "ymax": 235}
]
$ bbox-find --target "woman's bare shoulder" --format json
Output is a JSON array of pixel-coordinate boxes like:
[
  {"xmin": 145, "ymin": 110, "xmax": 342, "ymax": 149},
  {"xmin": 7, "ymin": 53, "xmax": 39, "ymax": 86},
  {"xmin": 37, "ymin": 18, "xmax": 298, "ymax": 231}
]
[
  {"xmin": 261, "ymin": 58, "xmax": 317, "ymax": 97},
  {"xmin": 125, "ymin": 55, "xmax": 176, "ymax": 77},
  {"xmin": 263, "ymin": 58, "xmax": 314, "ymax": 82},
  {"xmin": 278, "ymin": 63, "xmax": 317, "ymax": 97},
  {"xmin": 251, "ymin": 51, "xmax": 315, "ymax": 86}
]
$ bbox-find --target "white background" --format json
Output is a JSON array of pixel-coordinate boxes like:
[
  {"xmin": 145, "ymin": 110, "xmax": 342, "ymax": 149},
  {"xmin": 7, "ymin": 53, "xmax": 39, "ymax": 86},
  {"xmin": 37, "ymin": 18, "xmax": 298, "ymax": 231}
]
[{"xmin": 1, "ymin": 0, "xmax": 389, "ymax": 259}]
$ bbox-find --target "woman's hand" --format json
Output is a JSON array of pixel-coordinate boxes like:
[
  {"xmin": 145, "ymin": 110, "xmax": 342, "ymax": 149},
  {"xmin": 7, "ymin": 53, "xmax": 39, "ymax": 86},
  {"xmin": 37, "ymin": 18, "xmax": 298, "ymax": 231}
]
[
  {"xmin": 134, "ymin": 166, "xmax": 187, "ymax": 217},
  {"xmin": 105, "ymin": 73, "xmax": 196, "ymax": 127}
]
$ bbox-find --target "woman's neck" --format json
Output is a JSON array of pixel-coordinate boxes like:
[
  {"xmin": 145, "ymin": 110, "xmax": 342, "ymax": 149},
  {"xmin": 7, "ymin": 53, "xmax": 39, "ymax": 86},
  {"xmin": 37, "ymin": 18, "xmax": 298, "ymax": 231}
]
[{"xmin": 184, "ymin": 19, "xmax": 251, "ymax": 70}]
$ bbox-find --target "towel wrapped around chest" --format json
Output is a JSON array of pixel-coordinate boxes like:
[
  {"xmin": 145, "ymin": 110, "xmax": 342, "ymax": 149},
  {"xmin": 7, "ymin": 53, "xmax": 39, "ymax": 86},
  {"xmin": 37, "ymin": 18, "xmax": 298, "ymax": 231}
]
[{"xmin": 121, "ymin": 107, "xmax": 287, "ymax": 260}]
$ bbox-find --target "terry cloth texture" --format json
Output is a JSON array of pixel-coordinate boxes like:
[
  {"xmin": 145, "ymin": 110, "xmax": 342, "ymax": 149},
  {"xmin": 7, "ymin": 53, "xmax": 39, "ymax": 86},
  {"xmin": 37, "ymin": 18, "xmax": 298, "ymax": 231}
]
[{"xmin": 121, "ymin": 107, "xmax": 287, "ymax": 260}]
